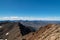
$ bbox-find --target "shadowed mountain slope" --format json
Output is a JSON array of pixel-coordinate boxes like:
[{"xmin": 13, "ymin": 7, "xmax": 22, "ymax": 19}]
[{"xmin": 18, "ymin": 23, "xmax": 35, "ymax": 36}]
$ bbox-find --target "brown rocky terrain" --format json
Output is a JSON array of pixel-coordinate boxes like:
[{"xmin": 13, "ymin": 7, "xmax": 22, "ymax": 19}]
[
  {"xmin": 23, "ymin": 24, "xmax": 60, "ymax": 40},
  {"xmin": 0, "ymin": 22, "xmax": 22, "ymax": 40},
  {"xmin": 0, "ymin": 22, "xmax": 35, "ymax": 40},
  {"xmin": 0, "ymin": 22, "xmax": 60, "ymax": 40}
]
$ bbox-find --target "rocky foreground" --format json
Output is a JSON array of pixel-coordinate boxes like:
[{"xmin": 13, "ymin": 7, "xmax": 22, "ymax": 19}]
[
  {"xmin": 0, "ymin": 22, "xmax": 60, "ymax": 40},
  {"xmin": 23, "ymin": 24, "xmax": 60, "ymax": 40}
]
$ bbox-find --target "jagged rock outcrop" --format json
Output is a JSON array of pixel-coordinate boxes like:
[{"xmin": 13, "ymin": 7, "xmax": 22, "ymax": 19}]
[{"xmin": 23, "ymin": 24, "xmax": 60, "ymax": 40}]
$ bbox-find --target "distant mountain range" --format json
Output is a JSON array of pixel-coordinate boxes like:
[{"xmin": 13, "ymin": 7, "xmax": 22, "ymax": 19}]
[{"xmin": 0, "ymin": 20, "xmax": 60, "ymax": 30}]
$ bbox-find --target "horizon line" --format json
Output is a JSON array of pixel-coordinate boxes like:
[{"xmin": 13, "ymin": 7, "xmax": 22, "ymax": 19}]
[{"xmin": 0, "ymin": 16, "xmax": 60, "ymax": 21}]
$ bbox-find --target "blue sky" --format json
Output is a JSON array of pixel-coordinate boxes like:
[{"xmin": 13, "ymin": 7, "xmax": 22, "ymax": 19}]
[{"xmin": 0, "ymin": 0, "xmax": 60, "ymax": 20}]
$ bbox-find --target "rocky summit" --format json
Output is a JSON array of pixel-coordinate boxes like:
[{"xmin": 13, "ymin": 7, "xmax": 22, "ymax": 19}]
[{"xmin": 0, "ymin": 22, "xmax": 60, "ymax": 40}]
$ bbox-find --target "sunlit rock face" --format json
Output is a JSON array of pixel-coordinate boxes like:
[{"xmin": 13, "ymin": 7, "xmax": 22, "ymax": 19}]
[{"xmin": 23, "ymin": 24, "xmax": 60, "ymax": 40}]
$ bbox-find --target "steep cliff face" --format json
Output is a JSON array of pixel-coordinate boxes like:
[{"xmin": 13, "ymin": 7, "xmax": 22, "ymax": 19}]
[{"xmin": 23, "ymin": 24, "xmax": 60, "ymax": 40}]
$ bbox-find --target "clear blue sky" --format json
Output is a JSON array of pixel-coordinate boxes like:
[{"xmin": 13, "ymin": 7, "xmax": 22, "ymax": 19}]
[{"xmin": 0, "ymin": 0, "xmax": 60, "ymax": 17}]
